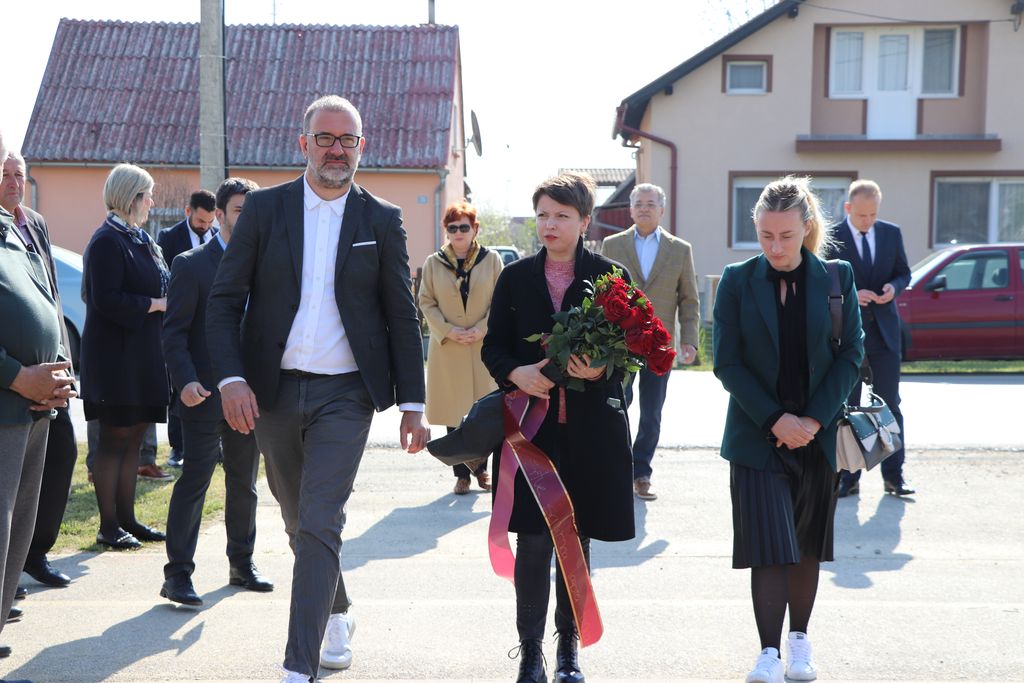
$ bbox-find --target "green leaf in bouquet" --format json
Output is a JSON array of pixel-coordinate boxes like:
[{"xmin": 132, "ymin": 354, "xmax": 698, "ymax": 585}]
[
  {"xmin": 524, "ymin": 333, "xmax": 544, "ymax": 342},
  {"xmin": 558, "ymin": 349, "xmax": 571, "ymax": 367},
  {"xmin": 552, "ymin": 311, "xmax": 570, "ymax": 326},
  {"xmin": 551, "ymin": 322, "xmax": 565, "ymax": 335}
]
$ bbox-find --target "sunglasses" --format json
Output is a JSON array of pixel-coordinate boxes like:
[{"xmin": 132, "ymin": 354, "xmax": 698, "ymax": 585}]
[{"xmin": 446, "ymin": 223, "xmax": 473, "ymax": 234}]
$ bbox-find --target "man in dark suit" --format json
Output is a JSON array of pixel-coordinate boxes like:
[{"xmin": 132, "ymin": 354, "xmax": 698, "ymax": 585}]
[
  {"xmin": 2, "ymin": 152, "xmax": 77, "ymax": 589},
  {"xmin": 157, "ymin": 189, "xmax": 218, "ymax": 469},
  {"xmin": 829, "ymin": 179, "xmax": 914, "ymax": 497},
  {"xmin": 207, "ymin": 96, "xmax": 428, "ymax": 681},
  {"xmin": 0, "ymin": 130, "xmax": 75, "ymax": 665},
  {"xmin": 160, "ymin": 177, "xmax": 272, "ymax": 607}
]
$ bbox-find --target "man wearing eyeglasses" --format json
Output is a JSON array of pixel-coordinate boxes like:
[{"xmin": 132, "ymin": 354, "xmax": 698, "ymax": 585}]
[
  {"xmin": 601, "ymin": 183, "xmax": 700, "ymax": 501},
  {"xmin": 207, "ymin": 96, "xmax": 427, "ymax": 683}
]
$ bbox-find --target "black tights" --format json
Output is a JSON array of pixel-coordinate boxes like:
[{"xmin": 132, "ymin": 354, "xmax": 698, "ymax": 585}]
[
  {"xmin": 751, "ymin": 555, "xmax": 820, "ymax": 651},
  {"xmin": 93, "ymin": 422, "xmax": 149, "ymax": 537},
  {"xmin": 514, "ymin": 531, "xmax": 591, "ymax": 640}
]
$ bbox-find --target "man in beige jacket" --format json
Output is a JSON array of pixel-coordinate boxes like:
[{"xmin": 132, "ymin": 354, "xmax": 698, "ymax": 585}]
[{"xmin": 601, "ymin": 183, "xmax": 699, "ymax": 500}]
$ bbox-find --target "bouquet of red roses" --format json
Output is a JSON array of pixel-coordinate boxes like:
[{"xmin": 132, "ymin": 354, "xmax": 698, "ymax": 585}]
[{"xmin": 526, "ymin": 267, "xmax": 676, "ymax": 391}]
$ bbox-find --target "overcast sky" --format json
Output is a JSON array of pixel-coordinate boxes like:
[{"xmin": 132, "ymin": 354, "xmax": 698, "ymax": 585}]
[{"xmin": 1, "ymin": 0, "xmax": 770, "ymax": 217}]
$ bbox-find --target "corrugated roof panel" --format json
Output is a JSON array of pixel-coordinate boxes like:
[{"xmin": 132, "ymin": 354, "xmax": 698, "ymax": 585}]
[{"xmin": 24, "ymin": 20, "xmax": 461, "ymax": 169}]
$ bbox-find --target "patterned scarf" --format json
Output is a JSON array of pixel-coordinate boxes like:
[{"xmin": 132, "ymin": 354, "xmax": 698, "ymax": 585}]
[
  {"xmin": 437, "ymin": 240, "xmax": 486, "ymax": 308},
  {"xmin": 106, "ymin": 212, "xmax": 171, "ymax": 296}
]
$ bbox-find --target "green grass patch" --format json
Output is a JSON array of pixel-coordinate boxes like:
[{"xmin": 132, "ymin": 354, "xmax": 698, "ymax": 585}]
[
  {"xmin": 901, "ymin": 359, "xmax": 1024, "ymax": 374},
  {"xmin": 54, "ymin": 443, "xmax": 231, "ymax": 554}
]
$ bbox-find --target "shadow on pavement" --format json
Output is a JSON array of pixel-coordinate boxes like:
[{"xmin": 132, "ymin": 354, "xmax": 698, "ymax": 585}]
[
  {"xmin": 592, "ymin": 499, "xmax": 668, "ymax": 571},
  {"xmin": 5, "ymin": 586, "xmax": 238, "ymax": 681},
  {"xmin": 825, "ymin": 493, "xmax": 913, "ymax": 589},
  {"xmin": 341, "ymin": 492, "xmax": 489, "ymax": 571}
]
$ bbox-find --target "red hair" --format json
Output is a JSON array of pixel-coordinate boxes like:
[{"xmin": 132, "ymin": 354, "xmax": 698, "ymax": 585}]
[{"xmin": 443, "ymin": 200, "xmax": 478, "ymax": 226}]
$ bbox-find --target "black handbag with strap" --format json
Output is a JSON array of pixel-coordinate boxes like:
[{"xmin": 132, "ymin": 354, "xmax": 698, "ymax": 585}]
[{"xmin": 825, "ymin": 260, "xmax": 902, "ymax": 472}]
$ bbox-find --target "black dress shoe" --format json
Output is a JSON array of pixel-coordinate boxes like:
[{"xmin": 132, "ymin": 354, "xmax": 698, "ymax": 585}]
[
  {"xmin": 15, "ymin": 585, "xmax": 27, "ymax": 599},
  {"xmin": 513, "ymin": 638, "xmax": 546, "ymax": 683},
  {"xmin": 24, "ymin": 556, "xmax": 71, "ymax": 587},
  {"xmin": 160, "ymin": 575, "xmax": 203, "ymax": 606},
  {"xmin": 554, "ymin": 631, "xmax": 585, "ymax": 682},
  {"xmin": 836, "ymin": 478, "xmax": 860, "ymax": 498},
  {"xmin": 229, "ymin": 564, "xmax": 274, "ymax": 592},
  {"xmin": 7, "ymin": 606, "xmax": 22, "ymax": 623},
  {"xmin": 96, "ymin": 529, "xmax": 142, "ymax": 550},
  {"xmin": 123, "ymin": 523, "xmax": 166, "ymax": 542},
  {"xmin": 884, "ymin": 478, "xmax": 916, "ymax": 496},
  {"xmin": 0, "ymin": 643, "xmax": 11, "ymax": 657}
]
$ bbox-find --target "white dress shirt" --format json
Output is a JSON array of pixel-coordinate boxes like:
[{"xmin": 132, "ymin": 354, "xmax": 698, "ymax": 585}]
[
  {"xmin": 846, "ymin": 217, "xmax": 875, "ymax": 261},
  {"xmin": 632, "ymin": 226, "xmax": 661, "ymax": 281}
]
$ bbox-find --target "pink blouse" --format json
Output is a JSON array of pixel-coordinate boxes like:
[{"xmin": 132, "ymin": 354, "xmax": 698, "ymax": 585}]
[{"xmin": 544, "ymin": 258, "xmax": 575, "ymax": 423}]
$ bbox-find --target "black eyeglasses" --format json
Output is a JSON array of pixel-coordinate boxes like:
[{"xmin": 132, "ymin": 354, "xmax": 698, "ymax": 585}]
[
  {"xmin": 446, "ymin": 223, "xmax": 473, "ymax": 234},
  {"xmin": 305, "ymin": 132, "xmax": 363, "ymax": 148}
]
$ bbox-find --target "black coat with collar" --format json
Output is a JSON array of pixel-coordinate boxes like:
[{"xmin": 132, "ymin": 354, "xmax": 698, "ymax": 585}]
[
  {"xmin": 158, "ymin": 219, "xmax": 217, "ymax": 268},
  {"xmin": 828, "ymin": 220, "xmax": 910, "ymax": 353},
  {"xmin": 162, "ymin": 238, "xmax": 227, "ymax": 422},
  {"xmin": 206, "ymin": 176, "xmax": 425, "ymax": 411},
  {"xmin": 481, "ymin": 240, "xmax": 635, "ymax": 542}
]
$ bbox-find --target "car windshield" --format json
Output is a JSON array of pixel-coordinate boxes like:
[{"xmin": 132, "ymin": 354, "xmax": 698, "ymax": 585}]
[{"xmin": 909, "ymin": 250, "xmax": 950, "ymax": 287}]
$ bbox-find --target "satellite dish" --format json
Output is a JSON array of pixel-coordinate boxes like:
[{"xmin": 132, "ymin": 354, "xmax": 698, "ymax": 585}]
[{"xmin": 466, "ymin": 110, "xmax": 483, "ymax": 156}]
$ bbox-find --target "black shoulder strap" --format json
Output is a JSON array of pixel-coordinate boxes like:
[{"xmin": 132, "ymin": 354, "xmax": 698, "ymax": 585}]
[{"xmin": 825, "ymin": 259, "xmax": 843, "ymax": 357}]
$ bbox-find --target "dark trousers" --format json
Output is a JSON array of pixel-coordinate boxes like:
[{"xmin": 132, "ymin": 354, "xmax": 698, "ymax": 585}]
[
  {"xmin": 514, "ymin": 531, "xmax": 591, "ymax": 640},
  {"xmin": 164, "ymin": 418, "xmax": 260, "ymax": 579},
  {"xmin": 842, "ymin": 322, "xmax": 905, "ymax": 484},
  {"xmin": 624, "ymin": 366, "xmax": 670, "ymax": 479},
  {"xmin": 256, "ymin": 372, "xmax": 375, "ymax": 677},
  {"xmin": 26, "ymin": 407, "xmax": 77, "ymax": 563},
  {"xmin": 167, "ymin": 410, "xmax": 183, "ymax": 455}
]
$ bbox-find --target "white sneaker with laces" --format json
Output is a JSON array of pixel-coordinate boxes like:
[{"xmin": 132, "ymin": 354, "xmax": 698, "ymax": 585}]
[
  {"xmin": 320, "ymin": 611, "xmax": 355, "ymax": 669},
  {"xmin": 276, "ymin": 664, "xmax": 311, "ymax": 682},
  {"xmin": 745, "ymin": 647, "xmax": 784, "ymax": 683},
  {"xmin": 786, "ymin": 631, "xmax": 818, "ymax": 680}
]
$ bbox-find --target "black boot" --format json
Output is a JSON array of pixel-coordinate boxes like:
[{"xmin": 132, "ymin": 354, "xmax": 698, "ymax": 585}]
[
  {"xmin": 512, "ymin": 638, "xmax": 546, "ymax": 682},
  {"xmin": 554, "ymin": 631, "xmax": 584, "ymax": 682}
]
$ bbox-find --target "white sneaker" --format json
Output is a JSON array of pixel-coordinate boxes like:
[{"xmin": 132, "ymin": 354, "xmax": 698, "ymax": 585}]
[
  {"xmin": 276, "ymin": 665, "xmax": 311, "ymax": 682},
  {"xmin": 319, "ymin": 611, "xmax": 355, "ymax": 669},
  {"xmin": 786, "ymin": 631, "xmax": 818, "ymax": 680},
  {"xmin": 745, "ymin": 647, "xmax": 784, "ymax": 683}
]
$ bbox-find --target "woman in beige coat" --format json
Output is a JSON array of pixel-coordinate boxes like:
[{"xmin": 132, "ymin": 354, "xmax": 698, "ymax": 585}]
[{"xmin": 418, "ymin": 200, "xmax": 504, "ymax": 494}]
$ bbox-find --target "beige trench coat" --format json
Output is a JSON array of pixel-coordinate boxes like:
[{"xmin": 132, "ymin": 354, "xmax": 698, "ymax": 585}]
[{"xmin": 418, "ymin": 248, "xmax": 503, "ymax": 426}]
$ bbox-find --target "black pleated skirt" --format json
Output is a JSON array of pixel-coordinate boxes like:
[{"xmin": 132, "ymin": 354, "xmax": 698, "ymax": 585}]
[
  {"xmin": 730, "ymin": 441, "xmax": 838, "ymax": 569},
  {"xmin": 84, "ymin": 401, "xmax": 167, "ymax": 426}
]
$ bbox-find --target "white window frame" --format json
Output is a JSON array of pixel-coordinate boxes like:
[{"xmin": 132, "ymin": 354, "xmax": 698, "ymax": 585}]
[
  {"xmin": 829, "ymin": 25, "xmax": 960, "ymax": 100},
  {"xmin": 933, "ymin": 176, "xmax": 1024, "ymax": 246},
  {"xmin": 731, "ymin": 176, "xmax": 853, "ymax": 250},
  {"xmin": 726, "ymin": 61, "xmax": 768, "ymax": 94}
]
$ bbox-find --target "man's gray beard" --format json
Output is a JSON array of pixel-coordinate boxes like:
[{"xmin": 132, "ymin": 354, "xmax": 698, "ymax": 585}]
[{"xmin": 309, "ymin": 161, "xmax": 355, "ymax": 189}]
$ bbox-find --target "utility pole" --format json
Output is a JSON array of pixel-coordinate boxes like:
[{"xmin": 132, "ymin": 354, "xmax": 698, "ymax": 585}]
[{"xmin": 199, "ymin": 0, "xmax": 227, "ymax": 191}]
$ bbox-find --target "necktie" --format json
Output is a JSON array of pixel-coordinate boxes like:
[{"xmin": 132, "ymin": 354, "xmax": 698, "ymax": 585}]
[
  {"xmin": 860, "ymin": 232, "xmax": 872, "ymax": 270},
  {"xmin": 199, "ymin": 232, "xmax": 206, "ymax": 245}
]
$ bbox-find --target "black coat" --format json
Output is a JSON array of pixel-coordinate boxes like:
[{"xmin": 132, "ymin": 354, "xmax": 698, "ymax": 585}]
[
  {"xmin": 207, "ymin": 177, "xmax": 425, "ymax": 411},
  {"xmin": 482, "ymin": 240, "xmax": 635, "ymax": 542},
  {"xmin": 80, "ymin": 220, "xmax": 169, "ymax": 408},
  {"xmin": 162, "ymin": 238, "xmax": 226, "ymax": 422}
]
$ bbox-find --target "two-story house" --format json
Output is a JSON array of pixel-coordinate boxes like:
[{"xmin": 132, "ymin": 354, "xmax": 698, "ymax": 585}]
[{"xmin": 613, "ymin": 0, "xmax": 1023, "ymax": 286}]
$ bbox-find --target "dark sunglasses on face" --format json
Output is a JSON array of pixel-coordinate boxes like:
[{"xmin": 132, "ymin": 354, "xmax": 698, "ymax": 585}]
[{"xmin": 446, "ymin": 223, "xmax": 473, "ymax": 234}]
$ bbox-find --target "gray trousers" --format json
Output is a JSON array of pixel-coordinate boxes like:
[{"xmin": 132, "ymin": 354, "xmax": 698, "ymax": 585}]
[
  {"xmin": 255, "ymin": 372, "xmax": 374, "ymax": 677},
  {"xmin": 1, "ymin": 419, "xmax": 49, "ymax": 641}
]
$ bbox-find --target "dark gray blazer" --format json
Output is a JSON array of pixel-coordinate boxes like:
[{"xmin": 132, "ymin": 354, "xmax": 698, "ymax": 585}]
[
  {"xmin": 162, "ymin": 238, "xmax": 226, "ymax": 422},
  {"xmin": 829, "ymin": 220, "xmax": 911, "ymax": 353},
  {"xmin": 206, "ymin": 177, "xmax": 425, "ymax": 412},
  {"xmin": 22, "ymin": 207, "xmax": 72, "ymax": 371},
  {"xmin": 158, "ymin": 219, "xmax": 218, "ymax": 269}
]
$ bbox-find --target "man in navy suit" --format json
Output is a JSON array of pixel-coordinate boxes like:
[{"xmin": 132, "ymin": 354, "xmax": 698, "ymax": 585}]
[
  {"xmin": 2, "ymin": 152, "xmax": 77, "ymax": 589},
  {"xmin": 160, "ymin": 177, "xmax": 272, "ymax": 606},
  {"xmin": 158, "ymin": 189, "xmax": 217, "ymax": 468},
  {"xmin": 829, "ymin": 180, "xmax": 914, "ymax": 497}
]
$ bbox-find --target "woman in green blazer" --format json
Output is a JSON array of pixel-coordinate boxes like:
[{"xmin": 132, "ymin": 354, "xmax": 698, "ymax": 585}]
[{"xmin": 713, "ymin": 177, "xmax": 864, "ymax": 683}]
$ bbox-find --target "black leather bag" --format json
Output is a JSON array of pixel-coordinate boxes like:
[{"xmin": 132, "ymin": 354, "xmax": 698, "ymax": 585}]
[{"xmin": 426, "ymin": 390, "xmax": 506, "ymax": 466}]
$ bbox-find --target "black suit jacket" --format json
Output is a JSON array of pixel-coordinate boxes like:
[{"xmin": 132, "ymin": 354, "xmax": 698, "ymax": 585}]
[
  {"xmin": 206, "ymin": 177, "xmax": 425, "ymax": 412},
  {"xmin": 829, "ymin": 219, "xmax": 911, "ymax": 353},
  {"xmin": 158, "ymin": 219, "xmax": 218, "ymax": 268},
  {"xmin": 21, "ymin": 207, "xmax": 73, "ymax": 369},
  {"xmin": 163, "ymin": 238, "xmax": 226, "ymax": 422}
]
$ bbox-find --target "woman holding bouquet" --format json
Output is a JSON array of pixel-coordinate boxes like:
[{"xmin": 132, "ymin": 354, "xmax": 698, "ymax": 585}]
[
  {"xmin": 713, "ymin": 176, "xmax": 864, "ymax": 683},
  {"xmin": 418, "ymin": 200, "xmax": 503, "ymax": 494},
  {"xmin": 482, "ymin": 173, "xmax": 635, "ymax": 683}
]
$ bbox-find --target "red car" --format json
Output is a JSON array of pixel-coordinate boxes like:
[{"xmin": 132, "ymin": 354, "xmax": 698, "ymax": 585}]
[{"xmin": 897, "ymin": 243, "xmax": 1023, "ymax": 361}]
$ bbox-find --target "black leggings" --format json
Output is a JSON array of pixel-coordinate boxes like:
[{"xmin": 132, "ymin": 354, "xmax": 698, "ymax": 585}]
[
  {"xmin": 514, "ymin": 531, "xmax": 591, "ymax": 640},
  {"xmin": 92, "ymin": 422, "xmax": 149, "ymax": 537}
]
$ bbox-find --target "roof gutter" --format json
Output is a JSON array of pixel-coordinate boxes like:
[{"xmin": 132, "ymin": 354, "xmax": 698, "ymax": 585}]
[
  {"xmin": 434, "ymin": 168, "xmax": 449, "ymax": 251},
  {"xmin": 613, "ymin": 104, "xmax": 678, "ymax": 237}
]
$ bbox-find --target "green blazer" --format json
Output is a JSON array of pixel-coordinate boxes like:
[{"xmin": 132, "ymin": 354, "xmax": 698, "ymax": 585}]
[
  {"xmin": 0, "ymin": 208, "xmax": 63, "ymax": 424},
  {"xmin": 712, "ymin": 250, "xmax": 864, "ymax": 471}
]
